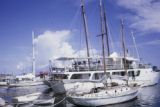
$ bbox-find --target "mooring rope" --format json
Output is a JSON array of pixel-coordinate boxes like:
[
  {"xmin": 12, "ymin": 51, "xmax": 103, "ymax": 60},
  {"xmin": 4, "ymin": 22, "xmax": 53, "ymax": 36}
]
[{"xmin": 52, "ymin": 97, "xmax": 66, "ymax": 106}]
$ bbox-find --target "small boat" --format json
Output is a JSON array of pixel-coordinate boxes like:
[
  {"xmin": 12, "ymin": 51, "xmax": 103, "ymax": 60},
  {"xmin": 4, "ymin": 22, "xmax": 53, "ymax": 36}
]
[
  {"xmin": 67, "ymin": 85, "xmax": 140, "ymax": 106},
  {"xmin": 0, "ymin": 81, "xmax": 8, "ymax": 86},
  {"xmin": 0, "ymin": 75, "xmax": 14, "ymax": 87},
  {"xmin": 0, "ymin": 97, "xmax": 5, "ymax": 106},
  {"xmin": 33, "ymin": 97, "xmax": 55, "ymax": 106},
  {"xmin": 8, "ymin": 80, "xmax": 44, "ymax": 88},
  {"xmin": 12, "ymin": 92, "xmax": 41, "ymax": 103}
]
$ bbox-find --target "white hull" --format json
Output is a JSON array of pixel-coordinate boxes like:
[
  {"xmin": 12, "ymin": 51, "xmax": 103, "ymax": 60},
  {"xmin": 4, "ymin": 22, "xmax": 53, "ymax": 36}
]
[
  {"xmin": 33, "ymin": 98, "xmax": 55, "ymax": 105},
  {"xmin": 64, "ymin": 82, "xmax": 104, "ymax": 94},
  {"xmin": 0, "ymin": 82, "xmax": 8, "ymax": 86},
  {"xmin": 45, "ymin": 68, "xmax": 160, "ymax": 95},
  {"xmin": 0, "ymin": 97, "xmax": 5, "ymax": 106},
  {"xmin": 67, "ymin": 86, "xmax": 139, "ymax": 106},
  {"xmin": 8, "ymin": 81, "xmax": 43, "ymax": 87},
  {"xmin": 45, "ymin": 69, "xmax": 159, "ymax": 95},
  {"xmin": 13, "ymin": 92, "xmax": 41, "ymax": 103},
  {"xmin": 55, "ymin": 68, "xmax": 159, "ymax": 87},
  {"xmin": 47, "ymin": 80, "xmax": 104, "ymax": 94},
  {"xmin": 132, "ymin": 69, "xmax": 160, "ymax": 86}
]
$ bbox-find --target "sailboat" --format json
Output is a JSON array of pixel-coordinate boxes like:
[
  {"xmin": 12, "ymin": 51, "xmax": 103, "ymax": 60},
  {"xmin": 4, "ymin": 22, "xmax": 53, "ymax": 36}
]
[
  {"xmin": 8, "ymin": 31, "xmax": 44, "ymax": 87},
  {"xmin": 66, "ymin": 0, "xmax": 140, "ymax": 106},
  {"xmin": 67, "ymin": 85, "xmax": 139, "ymax": 106}
]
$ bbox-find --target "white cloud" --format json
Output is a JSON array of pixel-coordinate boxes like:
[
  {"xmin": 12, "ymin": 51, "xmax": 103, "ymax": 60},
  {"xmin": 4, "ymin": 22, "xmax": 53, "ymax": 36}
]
[
  {"xmin": 16, "ymin": 56, "xmax": 32, "ymax": 73},
  {"xmin": 34, "ymin": 30, "xmax": 76, "ymax": 69},
  {"xmin": 16, "ymin": 30, "xmax": 100, "ymax": 72},
  {"xmin": 75, "ymin": 48, "xmax": 100, "ymax": 57},
  {"xmin": 16, "ymin": 62, "xmax": 24, "ymax": 70},
  {"xmin": 116, "ymin": 0, "xmax": 160, "ymax": 33}
]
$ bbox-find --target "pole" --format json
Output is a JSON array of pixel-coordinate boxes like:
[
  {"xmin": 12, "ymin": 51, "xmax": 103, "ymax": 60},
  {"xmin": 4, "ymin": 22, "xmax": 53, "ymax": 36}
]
[
  {"xmin": 103, "ymin": 2, "xmax": 110, "ymax": 57},
  {"xmin": 100, "ymin": 0, "xmax": 107, "ymax": 77},
  {"xmin": 80, "ymin": 0, "xmax": 91, "ymax": 70},
  {"xmin": 32, "ymin": 31, "xmax": 36, "ymax": 77},
  {"xmin": 131, "ymin": 31, "xmax": 140, "ymax": 61},
  {"xmin": 120, "ymin": 19, "xmax": 128, "ymax": 85}
]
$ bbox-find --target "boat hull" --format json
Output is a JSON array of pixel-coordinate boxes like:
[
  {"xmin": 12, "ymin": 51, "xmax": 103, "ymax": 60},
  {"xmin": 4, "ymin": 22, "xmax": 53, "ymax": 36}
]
[
  {"xmin": 12, "ymin": 92, "xmax": 41, "ymax": 103},
  {"xmin": 0, "ymin": 82, "xmax": 8, "ymax": 86},
  {"xmin": 46, "ymin": 80, "xmax": 104, "ymax": 94},
  {"xmin": 8, "ymin": 81, "xmax": 44, "ymax": 88},
  {"xmin": 33, "ymin": 98, "xmax": 55, "ymax": 106},
  {"xmin": 132, "ymin": 69, "xmax": 160, "ymax": 87},
  {"xmin": 67, "ymin": 88, "xmax": 139, "ymax": 106}
]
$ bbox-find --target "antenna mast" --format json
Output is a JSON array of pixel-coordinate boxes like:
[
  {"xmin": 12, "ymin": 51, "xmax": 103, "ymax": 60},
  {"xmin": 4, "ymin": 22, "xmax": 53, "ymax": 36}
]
[
  {"xmin": 32, "ymin": 31, "xmax": 36, "ymax": 77},
  {"xmin": 80, "ymin": 0, "xmax": 91, "ymax": 69}
]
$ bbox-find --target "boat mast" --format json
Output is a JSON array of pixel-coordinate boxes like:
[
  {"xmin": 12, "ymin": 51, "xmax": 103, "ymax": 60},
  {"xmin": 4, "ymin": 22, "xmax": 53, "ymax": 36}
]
[
  {"xmin": 103, "ymin": 2, "xmax": 110, "ymax": 57},
  {"xmin": 131, "ymin": 31, "xmax": 140, "ymax": 61},
  {"xmin": 100, "ymin": 0, "xmax": 107, "ymax": 77},
  {"xmin": 32, "ymin": 31, "xmax": 36, "ymax": 77},
  {"xmin": 120, "ymin": 19, "xmax": 128, "ymax": 84},
  {"xmin": 80, "ymin": 0, "xmax": 91, "ymax": 70},
  {"xmin": 49, "ymin": 60, "xmax": 52, "ymax": 76}
]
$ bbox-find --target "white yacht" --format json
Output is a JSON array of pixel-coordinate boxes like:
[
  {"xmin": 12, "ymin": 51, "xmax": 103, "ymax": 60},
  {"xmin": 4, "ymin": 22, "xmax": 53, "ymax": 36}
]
[
  {"xmin": 44, "ymin": 0, "xmax": 160, "ymax": 91},
  {"xmin": 47, "ymin": 55, "xmax": 159, "ymax": 88}
]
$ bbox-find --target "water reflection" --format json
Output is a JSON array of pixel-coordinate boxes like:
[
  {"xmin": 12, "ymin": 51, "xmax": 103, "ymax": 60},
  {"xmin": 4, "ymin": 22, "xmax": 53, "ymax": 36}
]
[{"xmin": 0, "ymin": 83, "xmax": 160, "ymax": 107}]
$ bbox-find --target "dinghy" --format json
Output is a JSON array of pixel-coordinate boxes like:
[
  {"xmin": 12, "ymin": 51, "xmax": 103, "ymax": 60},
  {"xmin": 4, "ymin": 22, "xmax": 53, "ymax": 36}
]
[
  {"xmin": 33, "ymin": 97, "xmax": 55, "ymax": 106},
  {"xmin": 8, "ymin": 81, "xmax": 43, "ymax": 87},
  {"xmin": 12, "ymin": 92, "xmax": 41, "ymax": 103},
  {"xmin": 0, "ymin": 97, "xmax": 5, "ymax": 106}
]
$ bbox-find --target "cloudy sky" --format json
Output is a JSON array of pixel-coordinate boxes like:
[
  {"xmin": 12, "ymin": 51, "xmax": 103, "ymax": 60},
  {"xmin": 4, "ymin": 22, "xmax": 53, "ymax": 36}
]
[{"xmin": 0, "ymin": 0, "xmax": 160, "ymax": 74}]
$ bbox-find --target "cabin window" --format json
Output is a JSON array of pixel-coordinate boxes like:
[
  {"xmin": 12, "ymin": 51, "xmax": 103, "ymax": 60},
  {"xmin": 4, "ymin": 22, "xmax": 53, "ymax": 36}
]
[
  {"xmin": 71, "ymin": 74, "xmax": 91, "ymax": 79},
  {"xmin": 135, "ymin": 70, "xmax": 140, "ymax": 76},
  {"xmin": 93, "ymin": 73, "xmax": 109, "ymax": 80},
  {"xmin": 83, "ymin": 61, "xmax": 86, "ymax": 64},
  {"xmin": 120, "ymin": 72, "xmax": 125, "ymax": 76},
  {"xmin": 128, "ymin": 71, "xmax": 134, "ymax": 77},
  {"xmin": 52, "ymin": 67, "xmax": 65, "ymax": 72},
  {"xmin": 128, "ymin": 70, "xmax": 141, "ymax": 77},
  {"xmin": 52, "ymin": 74, "xmax": 68, "ymax": 80},
  {"xmin": 112, "ymin": 72, "xmax": 120, "ymax": 75},
  {"xmin": 78, "ymin": 61, "xmax": 81, "ymax": 65}
]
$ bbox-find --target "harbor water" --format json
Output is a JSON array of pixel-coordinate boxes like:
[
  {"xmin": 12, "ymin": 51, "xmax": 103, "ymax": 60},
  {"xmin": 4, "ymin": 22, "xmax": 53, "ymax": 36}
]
[{"xmin": 0, "ymin": 82, "xmax": 160, "ymax": 107}]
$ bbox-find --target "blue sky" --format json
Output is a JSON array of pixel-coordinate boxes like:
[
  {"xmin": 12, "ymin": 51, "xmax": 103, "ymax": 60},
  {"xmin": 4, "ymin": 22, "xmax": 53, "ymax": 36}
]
[{"xmin": 0, "ymin": 0, "xmax": 160, "ymax": 74}]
